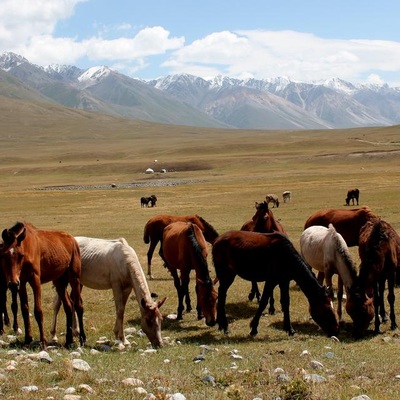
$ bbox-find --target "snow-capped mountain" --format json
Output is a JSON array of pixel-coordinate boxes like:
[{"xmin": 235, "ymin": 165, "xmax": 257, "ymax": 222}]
[{"xmin": 1, "ymin": 52, "xmax": 400, "ymax": 130}]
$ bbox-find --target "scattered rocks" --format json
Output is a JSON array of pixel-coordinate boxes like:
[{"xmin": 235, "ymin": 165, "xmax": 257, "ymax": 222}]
[
  {"xmin": 304, "ymin": 374, "xmax": 327, "ymax": 383},
  {"xmin": 71, "ymin": 359, "xmax": 91, "ymax": 372}
]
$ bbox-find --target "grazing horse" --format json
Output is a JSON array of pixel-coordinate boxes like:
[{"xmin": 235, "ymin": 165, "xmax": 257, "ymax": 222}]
[
  {"xmin": 350, "ymin": 219, "xmax": 400, "ymax": 338},
  {"xmin": 304, "ymin": 206, "xmax": 379, "ymax": 247},
  {"xmin": 143, "ymin": 214, "xmax": 219, "ymax": 279},
  {"xmin": 300, "ymin": 224, "xmax": 374, "ymax": 323},
  {"xmin": 160, "ymin": 221, "xmax": 217, "ymax": 325},
  {"xmin": 241, "ymin": 200, "xmax": 287, "ymax": 307},
  {"xmin": 0, "ymin": 222, "xmax": 85, "ymax": 347},
  {"xmin": 212, "ymin": 230, "xmax": 339, "ymax": 337},
  {"xmin": 51, "ymin": 237, "xmax": 166, "ymax": 347},
  {"xmin": 266, "ymin": 194, "xmax": 280, "ymax": 208},
  {"xmin": 282, "ymin": 191, "xmax": 291, "ymax": 203},
  {"xmin": 345, "ymin": 189, "xmax": 360, "ymax": 206},
  {"xmin": 141, "ymin": 195, "xmax": 157, "ymax": 208}
]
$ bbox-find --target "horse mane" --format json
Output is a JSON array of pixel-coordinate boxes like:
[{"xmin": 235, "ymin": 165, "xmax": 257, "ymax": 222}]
[
  {"xmin": 327, "ymin": 224, "xmax": 358, "ymax": 281},
  {"xmin": 195, "ymin": 215, "xmax": 219, "ymax": 238},
  {"xmin": 119, "ymin": 238, "xmax": 153, "ymax": 306},
  {"xmin": 187, "ymin": 224, "xmax": 212, "ymax": 283}
]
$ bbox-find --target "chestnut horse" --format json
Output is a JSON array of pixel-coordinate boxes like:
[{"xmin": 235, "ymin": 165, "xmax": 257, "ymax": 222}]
[
  {"xmin": 350, "ymin": 219, "xmax": 400, "ymax": 338},
  {"xmin": 241, "ymin": 200, "xmax": 287, "ymax": 308},
  {"xmin": 51, "ymin": 237, "xmax": 166, "ymax": 347},
  {"xmin": 304, "ymin": 206, "xmax": 379, "ymax": 247},
  {"xmin": 143, "ymin": 214, "xmax": 219, "ymax": 279},
  {"xmin": 0, "ymin": 222, "xmax": 85, "ymax": 347},
  {"xmin": 0, "ymin": 270, "xmax": 18, "ymax": 335},
  {"xmin": 160, "ymin": 221, "xmax": 217, "ymax": 326},
  {"xmin": 300, "ymin": 224, "xmax": 374, "ymax": 323},
  {"xmin": 212, "ymin": 230, "xmax": 339, "ymax": 337}
]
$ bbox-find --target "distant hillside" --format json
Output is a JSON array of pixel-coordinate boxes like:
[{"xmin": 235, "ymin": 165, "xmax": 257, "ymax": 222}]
[{"xmin": 1, "ymin": 52, "xmax": 400, "ymax": 130}]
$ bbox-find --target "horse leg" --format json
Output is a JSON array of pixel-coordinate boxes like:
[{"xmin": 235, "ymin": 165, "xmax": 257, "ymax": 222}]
[
  {"xmin": 146, "ymin": 240, "xmax": 159, "ymax": 279},
  {"xmin": 9, "ymin": 286, "xmax": 19, "ymax": 334},
  {"xmin": 337, "ymin": 276, "xmax": 344, "ymax": 322},
  {"xmin": 19, "ymin": 282, "xmax": 33, "ymax": 345},
  {"xmin": 250, "ymin": 282, "xmax": 274, "ymax": 336},
  {"xmin": 0, "ymin": 279, "xmax": 8, "ymax": 334},
  {"xmin": 53, "ymin": 280, "xmax": 74, "ymax": 347},
  {"xmin": 373, "ymin": 282, "xmax": 381, "ymax": 334},
  {"xmin": 216, "ymin": 273, "xmax": 236, "ymax": 334},
  {"xmin": 181, "ymin": 273, "xmax": 192, "ymax": 313},
  {"xmin": 112, "ymin": 286, "xmax": 131, "ymax": 345},
  {"xmin": 50, "ymin": 291, "xmax": 63, "ymax": 342},
  {"xmin": 378, "ymin": 279, "xmax": 388, "ymax": 323},
  {"xmin": 248, "ymin": 281, "xmax": 261, "ymax": 303},
  {"xmin": 195, "ymin": 283, "xmax": 203, "ymax": 320},
  {"xmin": 279, "ymin": 281, "xmax": 295, "ymax": 335},
  {"xmin": 170, "ymin": 269, "xmax": 185, "ymax": 320},
  {"xmin": 387, "ymin": 277, "xmax": 397, "ymax": 330},
  {"xmin": 268, "ymin": 289, "xmax": 276, "ymax": 315}
]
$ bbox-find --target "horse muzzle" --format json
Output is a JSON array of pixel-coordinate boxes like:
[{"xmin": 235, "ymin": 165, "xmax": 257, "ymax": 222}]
[{"xmin": 8, "ymin": 281, "xmax": 20, "ymax": 291}]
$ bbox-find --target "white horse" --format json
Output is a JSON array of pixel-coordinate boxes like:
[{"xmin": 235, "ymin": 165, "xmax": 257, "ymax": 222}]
[
  {"xmin": 266, "ymin": 194, "xmax": 280, "ymax": 208},
  {"xmin": 300, "ymin": 224, "xmax": 358, "ymax": 321},
  {"xmin": 51, "ymin": 237, "xmax": 166, "ymax": 347},
  {"xmin": 282, "ymin": 191, "xmax": 291, "ymax": 203}
]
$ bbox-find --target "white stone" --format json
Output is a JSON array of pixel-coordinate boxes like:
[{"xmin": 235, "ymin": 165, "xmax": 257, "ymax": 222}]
[
  {"xmin": 122, "ymin": 377, "xmax": 144, "ymax": 386},
  {"xmin": 71, "ymin": 359, "xmax": 91, "ymax": 371}
]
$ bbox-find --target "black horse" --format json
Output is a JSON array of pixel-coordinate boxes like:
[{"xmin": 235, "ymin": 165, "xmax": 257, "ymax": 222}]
[
  {"xmin": 141, "ymin": 194, "xmax": 157, "ymax": 207},
  {"xmin": 345, "ymin": 189, "xmax": 359, "ymax": 206}
]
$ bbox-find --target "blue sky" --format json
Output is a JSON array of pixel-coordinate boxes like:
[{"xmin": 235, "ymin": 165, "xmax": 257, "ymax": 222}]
[{"xmin": 1, "ymin": 0, "xmax": 400, "ymax": 85}]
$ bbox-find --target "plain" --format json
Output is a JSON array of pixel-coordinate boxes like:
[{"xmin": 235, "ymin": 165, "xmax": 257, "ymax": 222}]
[{"xmin": 0, "ymin": 105, "xmax": 400, "ymax": 399}]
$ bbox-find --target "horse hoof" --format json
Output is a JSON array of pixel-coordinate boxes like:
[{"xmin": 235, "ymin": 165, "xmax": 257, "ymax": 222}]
[
  {"xmin": 250, "ymin": 330, "xmax": 258, "ymax": 337},
  {"xmin": 268, "ymin": 308, "xmax": 275, "ymax": 315}
]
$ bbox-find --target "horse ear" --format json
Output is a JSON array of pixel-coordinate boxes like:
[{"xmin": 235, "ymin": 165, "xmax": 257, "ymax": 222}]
[
  {"xmin": 157, "ymin": 297, "xmax": 167, "ymax": 308},
  {"xmin": 16, "ymin": 228, "xmax": 26, "ymax": 245},
  {"xmin": 1, "ymin": 229, "xmax": 8, "ymax": 242}
]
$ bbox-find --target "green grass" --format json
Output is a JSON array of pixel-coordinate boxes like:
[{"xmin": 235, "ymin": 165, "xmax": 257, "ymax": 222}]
[{"xmin": 1, "ymin": 109, "xmax": 400, "ymax": 399}]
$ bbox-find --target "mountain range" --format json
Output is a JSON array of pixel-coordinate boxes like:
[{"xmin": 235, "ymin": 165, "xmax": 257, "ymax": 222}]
[{"xmin": 1, "ymin": 51, "xmax": 400, "ymax": 130}]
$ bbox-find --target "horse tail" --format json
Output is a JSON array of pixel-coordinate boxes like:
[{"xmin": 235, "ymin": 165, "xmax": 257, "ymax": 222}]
[{"xmin": 143, "ymin": 222, "xmax": 150, "ymax": 244}]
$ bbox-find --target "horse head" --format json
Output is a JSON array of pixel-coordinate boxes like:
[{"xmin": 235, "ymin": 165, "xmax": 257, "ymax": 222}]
[
  {"xmin": 346, "ymin": 285, "xmax": 375, "ymax": 339},
  {"xmin": 195, "ymin": 278, "xmax": 217, "ymax": 327},
  {"xmin": 1, "ymin": 222, "xmax": 27, "ymax": 289},
  {"xmin": 140, "ymin": 297, "xmax": 166, "ymax": 348},
  {"xmin": 309, "ymin": 285, "xmax": 340, "ymax": 337}
]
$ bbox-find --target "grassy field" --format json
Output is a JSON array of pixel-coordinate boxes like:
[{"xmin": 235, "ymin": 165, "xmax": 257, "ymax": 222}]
[{"xmin": 0, "ymin": 109, "xmax": 400, "ymax": 399}]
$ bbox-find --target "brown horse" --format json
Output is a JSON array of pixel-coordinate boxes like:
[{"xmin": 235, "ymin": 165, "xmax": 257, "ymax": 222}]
[
  {"xmin": 212, "ymin": 230, "xmax": 339, "ymax": 337},
  {"xmin": 349, "ymin": 219, "xmax": 400, "ymax": 338},
  {"xmin": 143, "ymin": 214, "xmax": 219, "ymax": 279},
  {"xmin": 160, "ymin": 221, "xmax": 217, "ymax": 325},
  {"xmin": 241, "ymin": 200, "xmax": 287, "ymax": 307},
  {"xmin": 0, "ymin": 270, "xmax": 18, "ymax": 335},
  {"xmin": 304, "ymin": 206, "xmax": 379, "ymax": 247},
  {"xmin": 0, "ymin": 222, "xmax": 85, "ymax": 347}
]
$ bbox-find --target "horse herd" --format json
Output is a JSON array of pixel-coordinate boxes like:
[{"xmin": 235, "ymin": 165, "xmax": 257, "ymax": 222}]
[{"xmin": 0, "ymin": 202, "xmax": 399, "ymax": 349}]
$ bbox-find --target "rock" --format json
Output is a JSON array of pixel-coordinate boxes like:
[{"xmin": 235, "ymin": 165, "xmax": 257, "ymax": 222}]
[
  {"xmin": 77, "ymin": 384, "xmax": 95, "ymax": 394},
  {"xmin": 350, "ymin": 396, "xmax": 372, "ymax": 400},
  {"xmin": 276, "ymin": 373, "xmax": 290, "ymax": 382},
  {"xmin": 65, "ymin": 387, "xmax": 76, "ymax": 394},
  {"xmin": 71, "ymin": 359, "xmax": 91, "ymax": 371},
  {"xmin": 304, "ymin": 374, "xmax": 327, "ymax": 383},
  {"xmin": 122, "ymin": 377, "xmax": 144, "ymax": 386},
  {"xmin": 202, "ymin": 375, "xmax": 216, "ymax": 385},
  {"xmin": 21, "ymin": 385, "xmax": 39, "ymax": 391},
  {"xmin": 168, "ymin": 393, "xmax": 186, "ymax": 400},
  {"xmin": 310, "ymin": 360, "xmax": 324, "ymax": 369}
]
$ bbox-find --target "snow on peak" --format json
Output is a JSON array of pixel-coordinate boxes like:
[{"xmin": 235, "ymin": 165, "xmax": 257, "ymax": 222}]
[
  {"xmin": 0, "ymin": 52, "xmax": 29, "ymax": 71},
  {"xmin": 78, "ymin": 66, "xmax": 113, "ymax": 83}
]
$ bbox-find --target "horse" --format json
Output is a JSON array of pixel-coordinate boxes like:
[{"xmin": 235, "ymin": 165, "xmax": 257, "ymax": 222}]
[
  {"xmin": 141, "ymin": 195, "xmax": 157, "ymax": 208},
  {"xmin": 212, "ymin": 230, "xmax": 339, "ymax": 337},
  {"xmin": 350, "ymin": 219, "xmax": 400, "ymax": 338},
  {"xmin": 143, "ymin": 214, "xmax": 219, "ymax": 279},
  {"xmin": 300, "ymin": 224, "xmax": 374, "ymax": 324},
  {"xmin": 160, "ymin": 221, "xmax": 217, "ymax": 326},
  {"xmin": 51, "ymin": 237, "xmax": 166, "ymax": 347},
  {"xmin": 282, "ymin": 191, "xmax": 291, "ymax": 203},
  {"xmin": 241, "ymin": 200, "xmax": 287, "ymax": 308},
  {"xmin": 304, "ymin": 206, "xmax": 379, "ymax": 247},
  {"xmin": 345, "ymin": 189, "xmax": 360, "ymax": 206},
  {"xmin": 0, "ymin": 269, "xmax": 18, "ymax": 335},
  {"xmin": 0, "ymin": 222, "xmax": 85, "ymax": 347},
  {"xmin": 265, "ymin": 194, "xmax": 280, "ymax": 208}
]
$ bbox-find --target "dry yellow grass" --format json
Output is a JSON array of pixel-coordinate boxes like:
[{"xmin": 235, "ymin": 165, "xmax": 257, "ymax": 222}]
[{"xmin": 0, "ymin": 108, "xmax": 400, "ymax": 399}]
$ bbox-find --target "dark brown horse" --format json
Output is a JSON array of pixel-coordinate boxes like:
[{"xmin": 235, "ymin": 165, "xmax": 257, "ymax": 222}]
[
  {"xmin": 304, "ymin": 206, "xmax": 379, "ymax": 247},
  {"xmin": 160, "ymin": 221, "xmax": 217, "ymax": 326},
  {"xmin": 349, "ymin": 219, "xmax": 400, "ymax": 338},
  {"xmin": 345, "ymin": 189, "xmax": 360, "ymax": 206},
  {"xmin": 143, "ymin": 214, "xmax": 219, "ymax": 279},
  {"xmin": 0, "ymin": 222, "xmax": 86, "ymax": 347},
  {"xmin": 212, "ymin": 230, "xmax": 339, "ymax": 337},
  {"xmin": 241, "ymin": 200, "xmax": 287, "ymax": 308}
]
